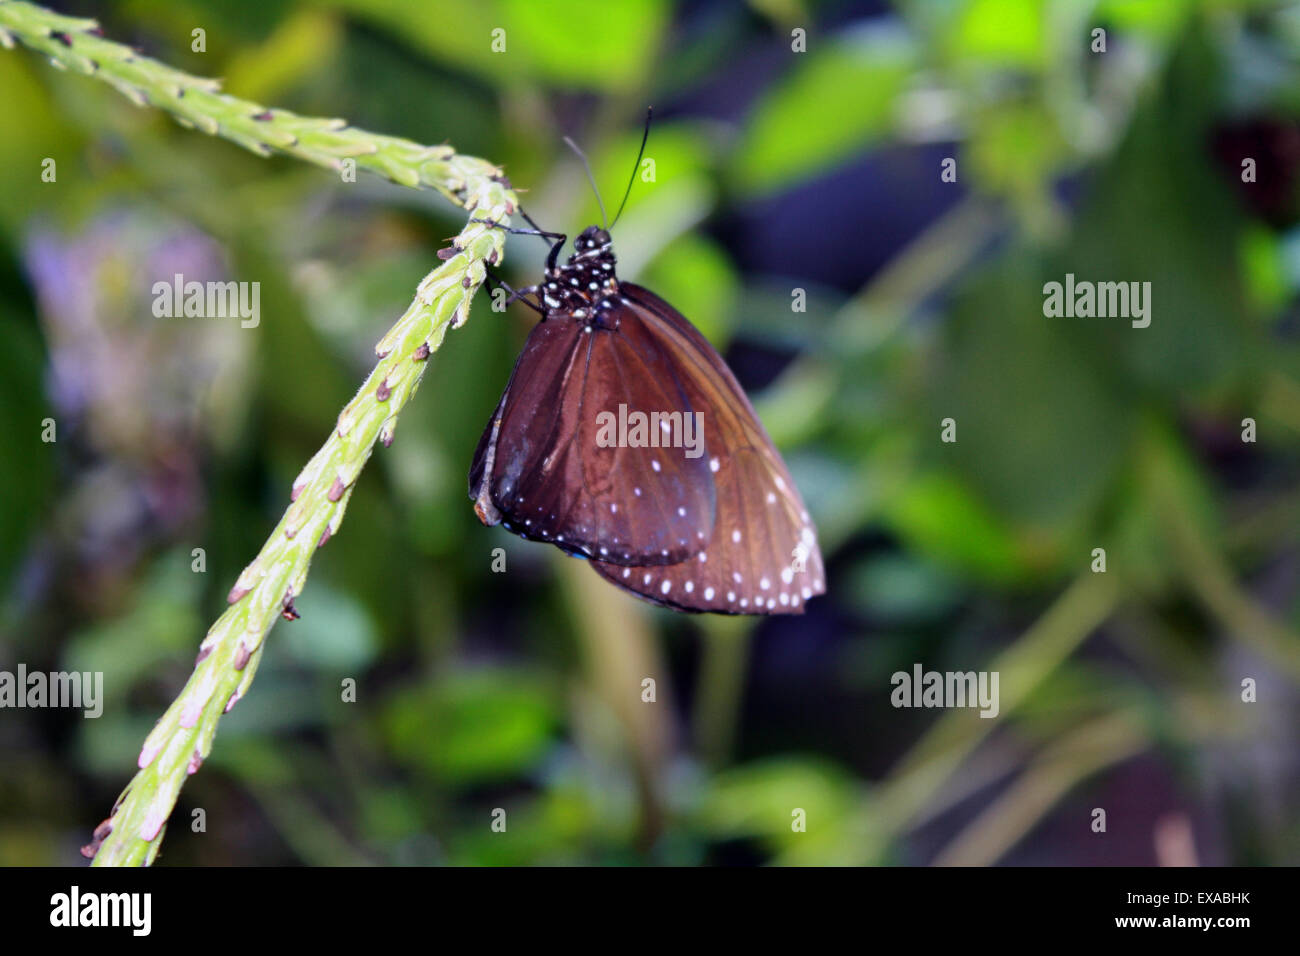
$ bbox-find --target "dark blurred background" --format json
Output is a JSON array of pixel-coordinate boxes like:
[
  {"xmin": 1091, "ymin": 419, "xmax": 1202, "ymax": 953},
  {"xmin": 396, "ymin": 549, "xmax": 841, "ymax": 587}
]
[{"xmin": 2, "ymin": 0, "xmax": 1299, "ymax": 865}]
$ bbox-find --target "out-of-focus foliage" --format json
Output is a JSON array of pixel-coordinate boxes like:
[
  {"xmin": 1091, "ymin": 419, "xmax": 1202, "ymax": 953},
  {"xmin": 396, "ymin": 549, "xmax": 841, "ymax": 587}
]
[{"xmin": 1, "ymin": 0, "xmax": 1299, "ymax": 866}]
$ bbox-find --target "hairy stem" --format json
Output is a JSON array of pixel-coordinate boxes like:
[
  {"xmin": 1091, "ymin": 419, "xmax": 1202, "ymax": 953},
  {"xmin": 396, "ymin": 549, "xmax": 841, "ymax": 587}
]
[
  {"xmin": 0, "ymin": 0, "xmax": 520, "ymax": 865},
  {"xmin": 0, "ymin": 0, "xmax": 487, "ymax": 199}
]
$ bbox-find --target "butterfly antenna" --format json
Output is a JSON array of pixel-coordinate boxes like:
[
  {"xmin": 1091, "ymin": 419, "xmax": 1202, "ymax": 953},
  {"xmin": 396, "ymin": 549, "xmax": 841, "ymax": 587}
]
[
  {"xmin": 610, "ymin": 107, "xmax": 652, "ymax": 231},
  {"xmin": 562, "ymin": 136, "xmax": 608, "ymax": 230}
]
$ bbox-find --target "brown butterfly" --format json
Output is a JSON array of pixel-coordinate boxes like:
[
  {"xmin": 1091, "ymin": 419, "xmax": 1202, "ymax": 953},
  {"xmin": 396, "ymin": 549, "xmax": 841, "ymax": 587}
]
[{"xmin": 469, "ymin": 115, "xmax": 824, "ymax": 614}]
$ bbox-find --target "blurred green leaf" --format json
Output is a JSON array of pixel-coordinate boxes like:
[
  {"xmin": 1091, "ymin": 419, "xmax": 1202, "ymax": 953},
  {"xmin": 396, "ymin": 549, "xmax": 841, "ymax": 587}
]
[
  {"xmin": 380, "ymin": 668, "xmax": 559, "ymax": 784},
  {"xmin": 1240, "ymin": 224, "xmax": 1287, "ymax": 314},
  {"xmin": 927, "ymin": 255, "xmax": 1133, "ymax": 541},
  {"xmin": 888, "ymin": 472, "xmax": 1027, "ymax": 583},
  {"xmin": 697, "ymin": 757, "xmax": 867, "ymax": 863},
  {"xmin": 946, "ymin": 0, "xmax": 1045, "ymax": 70},
  {"xmin": 734, "ymin": 24, "xmax": 913, "ymax": 193},
  {"xmin": 965, "ymin": 101, "xmax": 1066, "ymax": 216},
  {"xmin": 746, "ymin": 0, "xmax": 808, "ymax": 28},
  {"xmin": 320, "ymin": 0, "xmax": 509, "ymax": 82},
  {"xmin": 1097, "ymin": 0, "xmax": 1195, "ymax": 37},
  {"xmin": 640, "ymin": 233, "xmax": 738, "ymax": 343},
  {"xmin": 280, "ymin": 582, "xmax": 379, "ymax": 670},
  {"xmin": 1060, "ymin": 24, "xmax": 1252, "ymax": 392},
  {"xmin": 843, "ymin": 553, "xmax": 965, "ymax": 624},
  {"xmin": 500, "ymin": 0, "xmax": 669, "ymax": 91},
  {"xmin": 325, "ymin": 0, "xmax": 667, "ymax": 92},
  {"xmin": 64, "ymin": 550, "xmax": 202, "ymax": 695},
  {"xmin": 754, "ymin": 361, "xmax": 837, "ymax": 448},
  {"xmin": 224, "ymin": 7, "xmax": 344, "ymax": 102},
  {"xmin": 0, "ymin": 58, "xmax": 75, "ymax": 232}
]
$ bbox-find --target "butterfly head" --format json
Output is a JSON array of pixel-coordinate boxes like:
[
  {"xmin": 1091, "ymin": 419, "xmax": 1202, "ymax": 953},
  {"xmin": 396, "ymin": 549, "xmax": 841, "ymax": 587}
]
[
  {"xmin": 572, "ymin": 226, "xmax": 612, "ymax": 255},
  {"xmin": 539, "ymin": 226, "xmax": 621, "ymax": 320}
]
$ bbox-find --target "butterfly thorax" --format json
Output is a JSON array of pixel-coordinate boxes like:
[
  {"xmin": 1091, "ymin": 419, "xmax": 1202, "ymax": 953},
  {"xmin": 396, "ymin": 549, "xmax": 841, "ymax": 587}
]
[{"xmin": 539, "ymin": 226, "xmax": 621, "ymax": 327}]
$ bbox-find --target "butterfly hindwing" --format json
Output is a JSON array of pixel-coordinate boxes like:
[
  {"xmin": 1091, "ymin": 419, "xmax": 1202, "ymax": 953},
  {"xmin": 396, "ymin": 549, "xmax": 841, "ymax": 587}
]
[{"xmin": 589, "ymin": 285, "xmax": 825, "ymax": 614}]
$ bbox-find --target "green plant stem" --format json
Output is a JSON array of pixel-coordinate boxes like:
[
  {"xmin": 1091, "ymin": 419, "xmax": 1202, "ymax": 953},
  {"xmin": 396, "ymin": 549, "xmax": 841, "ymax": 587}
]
[
  {"xmin": 830, "ymin": 197, "xmax": 1000, "ymax": 356},
  {"xmin": 931, "ymin": 710, "xmax": 1148, "ymax": 866},
  {"xmin": 1262, "ymin": 370, "xmax": 1300, "ymax": 434},
  {"xmin": 935, "ymin": 688, "xmax": 1249, "ymax": 865},
  {"xmin": 0, "ymin": 1, "xmax": 491, "ymax": 200},
  {"xmin": 0, "ymin": 0, "xmax": 520, "ymax": 866},
  {"xmin": 560, "ymin": 559, "xmax": 673, "ymax": 850},
  {"xmin": 1162, "ymin": 495, "xmax": 1300, "ymax": 682},
  {"xmin": 692, "ymin": 617, "xmax": 751, "ymax": 767},
  {"xmin": 1140, "ymin": 431, "xmax": 1300, "ymax": 682},
  {"xmin": 870, "ymin": 572, "xmax": 1120, "ymax": 846}
]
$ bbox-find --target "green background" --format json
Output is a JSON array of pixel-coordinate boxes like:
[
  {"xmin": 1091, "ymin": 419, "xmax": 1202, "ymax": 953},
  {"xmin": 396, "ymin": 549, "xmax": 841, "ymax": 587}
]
[{"xmin": 1, "ymin": 0, "xmax": 1299, "ymax": 866}]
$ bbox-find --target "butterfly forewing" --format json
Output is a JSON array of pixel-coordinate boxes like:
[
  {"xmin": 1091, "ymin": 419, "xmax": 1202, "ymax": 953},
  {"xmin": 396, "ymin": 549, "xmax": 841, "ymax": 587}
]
[
  {"xmin": 471, "ymin": 306, "xmax": 716, "ymax": 565},
  {"xmin": 589, "ymin": 285, "xmax": 825, "ymax": 614}
]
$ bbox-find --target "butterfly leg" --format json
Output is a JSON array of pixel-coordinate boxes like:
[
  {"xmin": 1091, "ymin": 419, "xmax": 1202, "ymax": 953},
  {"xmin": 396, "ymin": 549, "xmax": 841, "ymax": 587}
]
[
  {"xmin": 471, "ymin": 211, "xmax": 569, "ymax": 275},
  {"xmin": 482, "ymin": 266, "xmax": 545, "ymax": 316},
  {"xmin": 471, "ymin": 218, "xmax": 560, "ymax": 241},
  {"xmin": 517, "ymin": 209, "xmax": 570, "ymax": 274}
]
